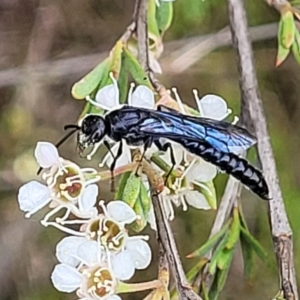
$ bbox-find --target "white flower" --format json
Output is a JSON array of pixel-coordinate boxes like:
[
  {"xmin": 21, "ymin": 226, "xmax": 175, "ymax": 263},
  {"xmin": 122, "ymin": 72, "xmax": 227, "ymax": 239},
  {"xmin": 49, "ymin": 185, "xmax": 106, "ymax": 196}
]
[
  {"xmin": 51, "ymin": 241, "xmax": 122, "ymax": 299},
  {"xmin": 53, "ymin": 201, "xmax": 152, "ymax": 279},
  {"xmin": 85, "ymin": 73, "xmax": 155, "ymax": 167},
  {"xmin": 151, "ymin": 88, "xmax": 233, "ymax": 220},
  {"xmin": 17, "ymin": 142, "xmax": 99, "ymax": 222}
]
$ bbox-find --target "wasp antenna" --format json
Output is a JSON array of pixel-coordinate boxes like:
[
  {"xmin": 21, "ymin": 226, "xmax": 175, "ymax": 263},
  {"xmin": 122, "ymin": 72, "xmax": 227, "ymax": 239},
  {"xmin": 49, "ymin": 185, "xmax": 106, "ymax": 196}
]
[
  {"xmin": 64, "ymin": 124, "xmax": 80, "ymax": 130},
  {"xmin": 37, "ymin": 167, "xmax": 43, "ymax": 175},
  {"xmin": 56, "ymin": 128, "xmax": 79, "ymax": 149}
]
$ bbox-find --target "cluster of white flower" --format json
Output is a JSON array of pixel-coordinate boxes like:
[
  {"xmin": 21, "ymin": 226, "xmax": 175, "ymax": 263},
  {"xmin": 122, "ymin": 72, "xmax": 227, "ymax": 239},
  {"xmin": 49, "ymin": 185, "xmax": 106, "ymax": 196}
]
[
  {"xmin": 17, "ymin": 73, "xmax": 235, "ymax": 298},
  {"xmin": 18, "ymin": 142, "xmax": 152, "ymax": 299}
]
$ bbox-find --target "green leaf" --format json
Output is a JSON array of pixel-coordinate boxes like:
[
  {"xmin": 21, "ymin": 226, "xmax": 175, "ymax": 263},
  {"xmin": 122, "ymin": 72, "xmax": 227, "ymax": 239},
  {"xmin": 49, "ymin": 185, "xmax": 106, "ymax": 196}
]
[
  {"xmin": 276, "ymin": 41, "xmax": 290, "ymax": 67},
  {"xmin": 225, "ymin": 207, "xmax": 240, "ymax": 249},
  {"xmin": 240, "ymin": 229, "xmax": 254, "ymax": 280},
  {"xmin": 216, "ymin": 261, "xmax": 232, "ymax": 292},
  {"xmin": 118, "ymin": 53, "xmax": 129, "ymax": 104},
  {"xmin": 186, "ymin": 258, "xmax": 209, "ymax": 281},
  {"xmin": 208, "ymin": 233, "xmax": 229, "ymax": 275},
  {"xmin": 240, "ymin": 226, "xmax": 267, "ymax": 261},
  {"xmin": 71, "ymin": 57, "xmax": 111, "ymax": 99},
  {"xmin": 110, "ymin": 40, "xmax": 123, "ymax": 79},
  {"xmin": 156, "ymin": 1, "xmax": 173, "ymax": 33},
  {"xmin": 187, "ymin": 219, "xmax": 231, "ymax": 258},
  {"xmin": 123, "ymin": 49, "xmax": 153, "ymax": 88},
  {"xmin": 279, "ymin": 10, "xmax": 295, "ymax": 49},
  {"xmin": 148, "ymin": 0, "xmax": 161, "ymax": 49},
  {"xmin": 115, "ymin": 172, "xmax": 131, "ymax": 200},
  {"xmin": 139, "ymin": 181, "xmax": 151, "ymax": 214},
  {"xmin": 217, "ymin": 248, "xmax": 234, "ymax": 270},
  {"xmin": 122, "ymin": 173, "xmax": 141, "ymax": 207},
  {"xmin": 194, "ymin": 180, "xmax": 217, "ymax": 209},
  {"xmin": 292, "ymin": 29, "xmax": 300, "ymax": 65},
  {"xmin": 131, "ymin": 197, "xmax": 147, "ymax": 232},
  {"xmin": 201, "ymin": 281, "xmax": 210, "ymax": 300}
]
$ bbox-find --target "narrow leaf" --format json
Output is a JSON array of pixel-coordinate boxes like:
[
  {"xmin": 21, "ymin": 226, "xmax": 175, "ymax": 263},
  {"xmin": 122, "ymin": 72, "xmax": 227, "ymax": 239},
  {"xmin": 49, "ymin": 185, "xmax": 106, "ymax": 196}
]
[
  {"xmin": 187, "ymin": 220, "xmax": 231, "ymax": 258},
  {"xmin": 240, "ymin": 226, "xmax": 267, "ymax": 261},
  {"xmin": 71, "ymin": 57, "xmax": 111, "ymax": 99},
  {"xmin": 216, "ymin": 262, "xmax": 232, "ymax": 292},
  {"xmin": 156, "ymin": 1, "xmax": 173, "ymax": 33},
  {"xmin": 118, "ymin": 52, "xmax": 129, "ymax": 104},
  {"xmin": 131, "ymin": 197, "xmax": 147, "ymax": 232},
  {"xmin": 279, "ymin": 10, "xmax": 295, "ymax": 49},
  {"xmin": 122, "ymin": 173, "xmax": 141, "ymax": 207},
  {"xmin": 148, "ymin": 0, "xmax": 162, "ymax": 49},
  {"xmin": 115, "ymin": 172, "xmax": 131, "ymax": 200},
  {"xmin": 240, "ymin": 229, "xmax": 254, "ymax": 281},
  {"xmin": 110, "ymin": 40, "xmax": 123, "ymax": 79},
  {"xmin": 208, "ymin": 233, "xmax": 229, "ymax": 275},
  {"xmin": 225, "ymin": 207, "xmax": 240, "ymax": 249},
  {"xmin": 123, "ymin": 49, "xmax": 153, "ymax": 88},
  {"xmin": 292, "ymin": 29, "xmax": 300, "ymax": 65},
  {"xmin": 217, "ymin": 248, "xmax": 234, "ymax": 270}
]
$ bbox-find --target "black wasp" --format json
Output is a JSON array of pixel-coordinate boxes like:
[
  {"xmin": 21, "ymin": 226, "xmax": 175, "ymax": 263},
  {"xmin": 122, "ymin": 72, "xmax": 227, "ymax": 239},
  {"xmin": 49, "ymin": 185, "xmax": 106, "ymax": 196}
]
[{"xmin": 61, "ymin": 105, "xmax": 270, "ymax": 200}]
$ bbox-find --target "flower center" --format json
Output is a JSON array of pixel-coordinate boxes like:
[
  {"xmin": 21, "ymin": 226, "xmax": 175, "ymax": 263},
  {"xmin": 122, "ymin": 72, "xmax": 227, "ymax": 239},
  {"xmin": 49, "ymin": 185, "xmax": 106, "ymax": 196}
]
[
  {"xmin": 84, "ymin": 266, "xmax": 114, "ymax": 299},
  {"xmin": 53, "ymin": 166, "xmax": 83, "ymax": 201}
]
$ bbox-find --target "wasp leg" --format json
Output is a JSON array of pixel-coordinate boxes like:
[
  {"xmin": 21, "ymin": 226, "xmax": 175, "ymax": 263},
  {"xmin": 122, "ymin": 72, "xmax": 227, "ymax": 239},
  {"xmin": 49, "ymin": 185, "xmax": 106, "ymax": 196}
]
[
  {"xmin": 104, "ymin": 140, "xmax": 123, "ymax": 192},
  {"xmin": 154, "ymin": 140, "xmax": 176, "ymax": 185},
  {"xmin": 135, "ymin": 137, "xmax": 153, "ymax": 176}
]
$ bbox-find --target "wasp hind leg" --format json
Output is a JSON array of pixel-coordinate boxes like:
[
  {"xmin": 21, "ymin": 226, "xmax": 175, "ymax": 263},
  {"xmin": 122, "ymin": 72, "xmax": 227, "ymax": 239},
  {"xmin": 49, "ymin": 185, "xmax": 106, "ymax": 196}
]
[
  {"xmin": 154, "ymin": 140, "xmax": 176, "ymax": 187},
  {"xmin": 104, "ymin": 140, "xmax": 123, "ymax": 192}
]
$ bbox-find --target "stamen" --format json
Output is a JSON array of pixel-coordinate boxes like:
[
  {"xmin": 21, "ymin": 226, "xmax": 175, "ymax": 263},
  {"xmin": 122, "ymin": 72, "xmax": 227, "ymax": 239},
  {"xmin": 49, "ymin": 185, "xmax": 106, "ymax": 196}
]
[
  {"xmin": 87, "ymin": 141, "xmax": 103, "ymax": 160},
  {"xmin": 109, "ymin": 72, "xmax": 119, "ymax": 108},
  {"xmin": 172, "ymin": 87, "xmax": 186, "ymax": 113},
  {"xmin": 181, "ymin": 196, "xmax": 188, "ymax": 211},
  {"xmin": 232, "ymin": 115, "xmax": 239, "ymax": 125},
  {"xmin": 86, "ymin": 95, "xmax": 103, "ymax": 109},
  {"xmin": 128, "ymin": 82, "xmax": 135, "ymax": 105},
  {"xmin": 41, "ymin": 220, "xmax": 86, "ymax": 236},
  {"xmin": 193, "ymin": 89, "xmax": 204, "ymax": 116}
]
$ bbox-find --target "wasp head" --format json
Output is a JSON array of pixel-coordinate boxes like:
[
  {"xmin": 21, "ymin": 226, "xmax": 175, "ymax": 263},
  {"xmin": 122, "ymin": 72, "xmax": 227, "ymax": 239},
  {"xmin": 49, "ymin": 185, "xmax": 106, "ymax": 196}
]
[{"xmin": 77, "ymin": 115, "xmax": 107, "ymax": 155}]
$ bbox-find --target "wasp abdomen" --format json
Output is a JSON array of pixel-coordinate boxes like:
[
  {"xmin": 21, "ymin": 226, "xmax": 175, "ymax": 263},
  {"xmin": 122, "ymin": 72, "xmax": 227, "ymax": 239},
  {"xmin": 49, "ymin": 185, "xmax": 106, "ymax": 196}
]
[{"xmin": 181, "ymin": 139, "xmax": 270, "ymax": 200}]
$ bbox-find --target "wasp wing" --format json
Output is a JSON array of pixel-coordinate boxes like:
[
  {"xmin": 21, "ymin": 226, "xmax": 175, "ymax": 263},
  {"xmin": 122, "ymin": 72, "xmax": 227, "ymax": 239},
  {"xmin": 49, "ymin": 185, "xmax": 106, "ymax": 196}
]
[{"xmin": 138, "ymin": 110, "xmax": 256, "ymax": 154}]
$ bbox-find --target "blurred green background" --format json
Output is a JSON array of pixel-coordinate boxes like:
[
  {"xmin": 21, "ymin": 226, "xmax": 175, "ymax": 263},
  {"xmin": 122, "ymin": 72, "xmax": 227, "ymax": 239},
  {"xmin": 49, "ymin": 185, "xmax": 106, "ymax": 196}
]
[{"xmin": 1, "ymin": 0, "xmax": 299, "ymax": 299}]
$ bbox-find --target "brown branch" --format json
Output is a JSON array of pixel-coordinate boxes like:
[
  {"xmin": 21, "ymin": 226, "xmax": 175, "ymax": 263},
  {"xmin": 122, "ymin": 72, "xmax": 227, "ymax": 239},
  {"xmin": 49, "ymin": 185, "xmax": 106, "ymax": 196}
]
[
  {"xmin": 0, "ymin": 23, "xmax": 277, "ymax": 88},
  {"xmin": 227, "ymin": 0, "xmax": 298, "ymax": 299},
  {"xmin": 151, "ymin": 190, "xmax": 202, "ymax": 300}
]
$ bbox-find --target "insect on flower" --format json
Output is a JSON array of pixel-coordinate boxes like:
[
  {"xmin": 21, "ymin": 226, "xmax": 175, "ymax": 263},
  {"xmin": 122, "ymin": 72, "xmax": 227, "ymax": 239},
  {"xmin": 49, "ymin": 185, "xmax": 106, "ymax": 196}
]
[{"xmin": 55, "ymin": 101, "xmax": 270, "ymax": 200}]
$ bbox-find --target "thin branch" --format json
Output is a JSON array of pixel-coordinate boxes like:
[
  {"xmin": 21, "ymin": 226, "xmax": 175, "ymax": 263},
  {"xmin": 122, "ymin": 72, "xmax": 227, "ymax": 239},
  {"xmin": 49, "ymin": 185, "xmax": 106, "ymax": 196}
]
[
  {"xmin": 135, "ymin": 0, "xmax": 149, "ymax": 71},
  {"xmin": 0, "ymin": 23, "xmax": 277, "ymax": 88},
  {"xmin": 227, "ymin": 0, "xmax": 298, "ymax": 299},
  {"xmin": 151, "ymin": 190, "xmax": 202, "ymax": 300}
]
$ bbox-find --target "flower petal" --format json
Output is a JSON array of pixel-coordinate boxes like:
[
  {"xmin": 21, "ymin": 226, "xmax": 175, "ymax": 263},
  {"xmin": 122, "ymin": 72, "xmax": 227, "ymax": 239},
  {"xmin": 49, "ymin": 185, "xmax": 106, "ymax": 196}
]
[
  {"xmin": 51, "ymin": 264, "xmax": 82, "ymax": 293},
  {"xmin": 17, "ymin": 181, "xmax": 51, "ymax": 215},
  {"xmin": 95, "ymin": 84, "xmax": 119, "ymax": 110},
  {"xmin": 187, "ymin": 160, "xmax": 217, "ymax": 182},
  {"xmin": 107, "ymin": 295, "xmax": 122, "ymax": 300},
  {"xmin": 185, "ymin": 191, "xmax": 211, "ymax": 210},
  {"xmin": 107, "ymin": 201, "xmax": 136, "ymax": 224},
  {"xmin": 147, "ymin": 205, "xmax": 157, "ymax": 231},
  {"xmin": 35, "ymin": 142, "xmax": 60, "ymax": 168},
  {"xmin": 77, "ymin": 240, "xmax": 101, "ymax": 265},
  {"xmin": 56, "ymin": 236, "xmax": 87, "ymax": 266},
  {"xmin": 78, "ymin": 184, "xmax": 98, "ymax": 212},
  {"xmin": 197, "ymin": 94, "xmax": 228, "ymax": 120},
  {"xmin": 126, "ymin": 239, "xmax": 152, "ymax": 269},
  {"xmin": 130, "ymin": 86, "xmax": 155, "ymax": 109},
  {"xmin": 112, "ymin": 250, "xmax": 135, "ymax": 280}
]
